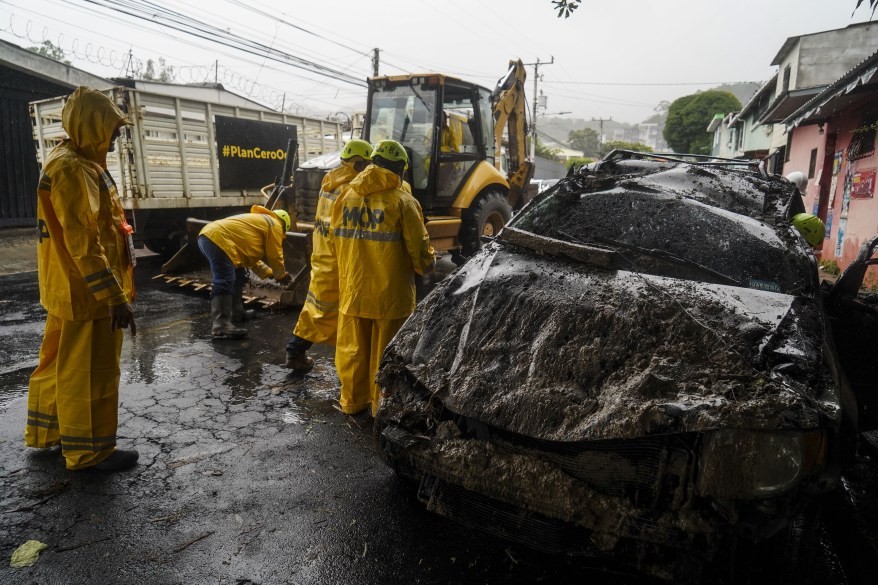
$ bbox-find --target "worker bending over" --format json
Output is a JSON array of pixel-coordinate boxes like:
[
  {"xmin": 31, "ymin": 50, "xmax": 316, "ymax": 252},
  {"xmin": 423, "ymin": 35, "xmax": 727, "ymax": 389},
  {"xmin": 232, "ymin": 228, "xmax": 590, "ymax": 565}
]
[
  {"xmin": 285, "ymin": 139, "xmax": 373, "ymax": 372},
  {"xmin": 331, "ymin": 140, "xmax": 436, "ymax": 416},
  {"xmin": 26, "ymin": 86, "xmax": 139, "ymax": 471},
  {"xmin": 198, "ymin": 205, "xmax": 292, "ymax": 339}
]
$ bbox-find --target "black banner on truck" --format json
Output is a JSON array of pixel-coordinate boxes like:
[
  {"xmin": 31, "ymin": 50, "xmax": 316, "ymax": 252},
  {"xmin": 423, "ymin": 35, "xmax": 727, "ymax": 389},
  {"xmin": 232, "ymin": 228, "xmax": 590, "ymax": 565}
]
[{"xmin": 215, "ymin": 116, "xmax": 297, "ymax": 190}]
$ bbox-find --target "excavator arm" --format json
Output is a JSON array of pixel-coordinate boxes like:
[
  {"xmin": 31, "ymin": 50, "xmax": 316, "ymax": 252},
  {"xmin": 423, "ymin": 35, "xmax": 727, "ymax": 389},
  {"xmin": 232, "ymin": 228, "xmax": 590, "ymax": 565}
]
[{"xmin": 491, "ymin": 59, "xmax": 534, "ymax": 208}]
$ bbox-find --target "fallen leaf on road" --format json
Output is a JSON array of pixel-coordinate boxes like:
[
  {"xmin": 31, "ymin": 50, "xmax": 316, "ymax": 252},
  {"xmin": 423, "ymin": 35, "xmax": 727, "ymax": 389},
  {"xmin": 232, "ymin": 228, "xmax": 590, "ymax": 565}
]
[{"xmin": 10, "ymin": 540, "xmax": 48, "ymax": 567}]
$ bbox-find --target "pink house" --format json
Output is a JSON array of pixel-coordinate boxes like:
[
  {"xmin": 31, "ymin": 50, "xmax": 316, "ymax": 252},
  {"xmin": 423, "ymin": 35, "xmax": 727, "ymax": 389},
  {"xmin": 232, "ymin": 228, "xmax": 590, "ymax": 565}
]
[{"xmin": 784, "ymin": 49, "xmax": 878, "ymax": 275}]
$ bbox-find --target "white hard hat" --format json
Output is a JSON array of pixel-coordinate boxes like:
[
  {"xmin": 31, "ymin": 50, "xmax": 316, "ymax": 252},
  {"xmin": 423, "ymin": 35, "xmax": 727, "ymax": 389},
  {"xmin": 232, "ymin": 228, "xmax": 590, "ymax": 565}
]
[{"xmin": 786, "ymin": 171, "xmax": 807, "ymax": 194}]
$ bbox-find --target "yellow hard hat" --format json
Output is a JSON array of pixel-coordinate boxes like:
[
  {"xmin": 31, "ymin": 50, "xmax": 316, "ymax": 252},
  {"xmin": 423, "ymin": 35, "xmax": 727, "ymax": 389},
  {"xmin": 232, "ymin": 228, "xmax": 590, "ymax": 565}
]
[
  {"xmin": 273, "ymin": 209, "xmax": 292, "ymax": 232},
  {"xmin": 252, "ymin": 205, "xmax": 291, "ymax": 232},
  {"xmin": 791, "ymin": 213, "xmax": 825, "ymax": 247},
  {"xmin": 372, "ymin": 139, "xmax": 409, "ymax": 167},
  {"xmin": 341, "ymin": 139, "xmax": 373, "ymax": 161}
]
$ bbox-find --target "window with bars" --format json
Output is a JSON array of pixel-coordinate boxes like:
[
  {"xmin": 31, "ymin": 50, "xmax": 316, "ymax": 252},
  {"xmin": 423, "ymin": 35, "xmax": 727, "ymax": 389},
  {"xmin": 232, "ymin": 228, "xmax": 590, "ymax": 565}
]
[{"xmin": 847, "ymin": 113, "xmax": 877, "ymax": 162}]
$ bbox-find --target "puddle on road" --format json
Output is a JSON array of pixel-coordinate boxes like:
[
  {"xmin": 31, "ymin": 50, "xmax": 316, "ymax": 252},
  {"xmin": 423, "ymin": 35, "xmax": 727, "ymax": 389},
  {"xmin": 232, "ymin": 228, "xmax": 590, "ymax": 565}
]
[{"xmin": 282, "ymin": 410, "xmax": 305, "ymax": 424}]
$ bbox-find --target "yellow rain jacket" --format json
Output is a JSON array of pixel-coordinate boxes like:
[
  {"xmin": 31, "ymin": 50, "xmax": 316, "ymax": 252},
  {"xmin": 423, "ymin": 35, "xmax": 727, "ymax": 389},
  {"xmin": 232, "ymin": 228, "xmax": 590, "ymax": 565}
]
[
  {"xmin": 292, "ymin": 161, "xmax": 359, "ymax": 343},
  {"xmin": 28, "ymin": 86, "xmax": 134, "ymax": 470},
  {"xmin": 199, "ymin": 207, "xmax": 288, "ymax": 280},
  {"xmin": 332, "ymin": 164, "xmax": 436, "ymax": 320},
  {"xmin": 36, "ymin": 87, "xmax": 134, "ymax": 321}
]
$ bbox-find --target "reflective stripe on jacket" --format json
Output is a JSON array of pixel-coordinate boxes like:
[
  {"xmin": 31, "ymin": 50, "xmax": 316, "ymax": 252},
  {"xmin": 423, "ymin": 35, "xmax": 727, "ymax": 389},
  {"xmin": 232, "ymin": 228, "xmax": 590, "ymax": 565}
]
[
  {"xmin": 331, "ymin": 164, "xmax": 436, "ymax": 320},
  {"xmin": 36, "ymin": 87, "xmax": 134, "ymax": 321}
]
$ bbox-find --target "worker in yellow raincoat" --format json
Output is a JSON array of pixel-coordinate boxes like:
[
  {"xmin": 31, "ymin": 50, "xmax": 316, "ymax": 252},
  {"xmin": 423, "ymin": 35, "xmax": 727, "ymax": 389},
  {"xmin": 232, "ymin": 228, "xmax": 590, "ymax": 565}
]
[
  {"xmin": 285, "ymin": 139, "xmax": 373, "ymax": 371},
  {"xmin": 26, "ymin": 86, "xmax": 139, "ymax": 471},
  {"xmin": 198, "ymin": 206, "xmax": 292, "ymax": 339},
  {"xmin": 331, "ymin": 140, "xmax": 436, "ymax": 416}
]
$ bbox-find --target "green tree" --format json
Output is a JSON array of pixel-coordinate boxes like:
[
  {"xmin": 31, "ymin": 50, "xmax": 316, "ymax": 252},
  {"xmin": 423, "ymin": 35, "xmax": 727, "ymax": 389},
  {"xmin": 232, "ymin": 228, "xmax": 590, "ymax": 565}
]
[
  {"xmin": 552, "ymin": 0, "xmax": 581, "ymax": 18},
  {"xmin": 535, "ymin": 136, "xmax": 561, "ymax": 160},
  {"xmin": 568, "ymin": 127, "xmax": 600, "ymax": 157},
  {"xmin": 599, "ymin": 140, "xmax": 653, "ymax": 157},
  {"xmin": 27, "ymin": 40, "xmax": 70, "ymax": 65},
  {"xmin": 142, "ymin": 58, "xmax": 173, "ymax": 82},
  {"xmin": 556, "ymin": 1, "xmax": 876, "ymax": 18},
  {"xmin": 642, "ymin": 100, "xmax": 670, "ymax": 125},
  {"xmin": 855, "ymin": 0, "xmax": 878, "ymax": 16},
  {"xmin": 663, "ymin": 90, "xmax": 741, "ymax": 154},
  {"xmin": 565, "ymin": 156, "xmax": 595, "ymax": 169}
]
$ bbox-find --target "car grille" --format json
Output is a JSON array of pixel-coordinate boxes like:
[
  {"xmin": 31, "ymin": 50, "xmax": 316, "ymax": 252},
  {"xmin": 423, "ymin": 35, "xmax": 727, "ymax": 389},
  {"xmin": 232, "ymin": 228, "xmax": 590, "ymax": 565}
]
[
  {"xmin": 483, "ymin": 424, "xmax": 697, "ymax": 511},
  {"xmin": 417, "ymin": 474, "xmax": 709, "ymax": 582}
]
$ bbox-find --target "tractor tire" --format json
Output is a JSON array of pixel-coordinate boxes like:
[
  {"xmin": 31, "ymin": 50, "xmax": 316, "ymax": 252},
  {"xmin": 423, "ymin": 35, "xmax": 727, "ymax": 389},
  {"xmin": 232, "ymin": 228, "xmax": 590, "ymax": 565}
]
[{"xmin": 456, "ymin": 190, "xmax": 511, "ymax": 264}]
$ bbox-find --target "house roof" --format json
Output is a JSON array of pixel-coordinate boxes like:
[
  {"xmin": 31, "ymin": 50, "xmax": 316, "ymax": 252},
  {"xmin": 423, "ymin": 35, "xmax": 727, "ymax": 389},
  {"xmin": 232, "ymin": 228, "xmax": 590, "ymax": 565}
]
[
  {"xmin": 785, "ymin": 48, "xmax": 878, "ymax": 128},
  {"xmin": 0, "ymin": 38, "xmax": 111, "ymax": 89},
  {"xmin": 757, "ymin": 85, "xmax": 826, "ymax": 125},
  {"xmin": 736, "ymin": 74, "xmax": 778, "ymax": 120},
  {"xmin": 706, "ymin": 113, "xmax": 726, "ymax": 132}
]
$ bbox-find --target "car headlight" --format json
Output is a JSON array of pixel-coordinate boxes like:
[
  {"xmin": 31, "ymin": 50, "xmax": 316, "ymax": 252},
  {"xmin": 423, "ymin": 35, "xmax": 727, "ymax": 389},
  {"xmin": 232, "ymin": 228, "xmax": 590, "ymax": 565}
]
[{"xmin": 696, "ymin": 429, "xmax": 826, "ymax": 499}]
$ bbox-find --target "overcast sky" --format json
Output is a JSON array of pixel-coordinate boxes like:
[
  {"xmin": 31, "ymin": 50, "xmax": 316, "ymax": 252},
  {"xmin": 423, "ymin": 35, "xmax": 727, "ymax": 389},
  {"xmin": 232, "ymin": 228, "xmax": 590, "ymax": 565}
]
[{"xmin": 1, "ymin": 0, "xmax": 875, "ymax": 124}]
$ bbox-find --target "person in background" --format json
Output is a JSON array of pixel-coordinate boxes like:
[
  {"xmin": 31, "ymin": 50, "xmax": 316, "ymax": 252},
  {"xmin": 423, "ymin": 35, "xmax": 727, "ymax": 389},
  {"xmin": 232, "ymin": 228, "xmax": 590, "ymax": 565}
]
[
  {"xmin": 26, "ymin": 86, "xmax": 139, "ymax": 471},
  {"xmin": 198, "ymin": 205, "xmax": 292, "ymax": 339},
  {"xmin": 285, "ymin": 139, "xmax": 373, "ymax": 372},
  {"xmin": 331, "ymin": 140, "xmax": 436, "ymax": 417}
]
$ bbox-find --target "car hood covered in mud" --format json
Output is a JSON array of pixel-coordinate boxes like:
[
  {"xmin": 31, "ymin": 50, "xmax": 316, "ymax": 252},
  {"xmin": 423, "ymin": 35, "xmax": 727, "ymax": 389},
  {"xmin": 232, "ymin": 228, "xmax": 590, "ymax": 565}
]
[{"xmin": 379, "ymin": 162, "xmax": 840, "ymax": 443}]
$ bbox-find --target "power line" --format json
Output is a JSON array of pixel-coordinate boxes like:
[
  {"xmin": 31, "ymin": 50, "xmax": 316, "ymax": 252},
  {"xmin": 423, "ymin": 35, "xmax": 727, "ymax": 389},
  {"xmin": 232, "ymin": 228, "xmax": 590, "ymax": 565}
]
[
  {"xmin": 73, "ymin": 0, "xmax": 367, "ymax": 87},
  {"xmin": 0, "ymin": 4, "xmax": 363, "ymax": 115},
  {"xmin": 544, "ymin": 80, "xmax": 760, "ymax": 86}
]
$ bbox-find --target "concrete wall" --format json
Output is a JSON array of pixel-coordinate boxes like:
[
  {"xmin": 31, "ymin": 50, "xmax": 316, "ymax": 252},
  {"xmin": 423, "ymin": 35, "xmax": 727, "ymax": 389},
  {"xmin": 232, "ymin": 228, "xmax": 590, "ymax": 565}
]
[
  {"xmin": 787, "ymin": 111, "xmax": 878, "ymax": 273},
  {"xmin": 798, "ymin": 24, "xmax": 878, "ymax": 89}
]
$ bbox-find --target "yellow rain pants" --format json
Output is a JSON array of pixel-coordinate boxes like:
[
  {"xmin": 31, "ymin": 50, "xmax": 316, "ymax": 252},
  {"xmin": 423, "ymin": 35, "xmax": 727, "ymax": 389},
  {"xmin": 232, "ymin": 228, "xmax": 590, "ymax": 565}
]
[
  {"xmin": 292, "ymin": 162, "xmax": 359, "ymax": 345},
  {"xmin": 332, "ymin": 164, "xmax": 436, "ymax": 415},
  {"xmin": 26, "ymin": 315, "xmax": 123, "ymax": 470},
  {"xmin": 336, "ymin": 313, "xmax": 407, "ymax": 416}
]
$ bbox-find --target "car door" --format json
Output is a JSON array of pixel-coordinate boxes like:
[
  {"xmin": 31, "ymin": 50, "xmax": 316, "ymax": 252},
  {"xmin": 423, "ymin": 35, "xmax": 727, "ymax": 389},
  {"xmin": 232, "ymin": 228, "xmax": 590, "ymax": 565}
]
[{"xmin": 824, "ymin": 235, "xmax": 878, "ymax": 431}]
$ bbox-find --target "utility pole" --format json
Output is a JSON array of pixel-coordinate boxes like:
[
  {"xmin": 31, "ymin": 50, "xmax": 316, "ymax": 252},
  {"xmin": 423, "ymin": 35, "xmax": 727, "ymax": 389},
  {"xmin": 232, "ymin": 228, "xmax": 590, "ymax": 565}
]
[
  {"xmin": 524, "ymin": 56, "xmax": 554, "ymax": 159},
  {"xmin": 372, "ymin": 48, "xmax": 380, "ymax": 77},
  {"xmin": 123, "ymin": 49, "xmax": 134, "ymax": 78},
  {"xmin": 592, "ymin": 116, "xmax": 612, "ymax": 154}
]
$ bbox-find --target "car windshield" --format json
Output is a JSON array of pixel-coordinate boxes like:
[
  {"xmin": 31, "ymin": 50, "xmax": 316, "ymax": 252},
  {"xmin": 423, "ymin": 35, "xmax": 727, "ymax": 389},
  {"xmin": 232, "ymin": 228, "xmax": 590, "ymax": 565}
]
[{"xmin": 509, "ymin": 169, "xmax": 815, "ymax": 296}]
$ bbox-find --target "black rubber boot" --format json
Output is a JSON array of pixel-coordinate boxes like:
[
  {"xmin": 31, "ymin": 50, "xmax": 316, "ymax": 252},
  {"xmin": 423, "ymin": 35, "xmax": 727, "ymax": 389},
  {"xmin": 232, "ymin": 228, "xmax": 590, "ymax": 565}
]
[
  {"xmin": 232, "ymin": 286, "xmax": 256, "ymax": 323},
  {"xmin": 285, "ymin": 350, "xmax": 314, "ymax": 372},
  {"xmin": 211, "ymin": 295, "xmax": 247, "ymax": 339},
  {"xmin": 92, "ymin": 449, "xmax": 139, "ymax": 471}
]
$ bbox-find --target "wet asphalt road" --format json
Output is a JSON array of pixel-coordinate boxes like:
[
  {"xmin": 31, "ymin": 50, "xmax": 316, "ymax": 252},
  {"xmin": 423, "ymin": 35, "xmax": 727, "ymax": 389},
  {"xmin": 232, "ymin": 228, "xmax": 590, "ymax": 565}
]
[{"xmin": 0, "ymin": 257, "xmax": 875, "ymax": 584}]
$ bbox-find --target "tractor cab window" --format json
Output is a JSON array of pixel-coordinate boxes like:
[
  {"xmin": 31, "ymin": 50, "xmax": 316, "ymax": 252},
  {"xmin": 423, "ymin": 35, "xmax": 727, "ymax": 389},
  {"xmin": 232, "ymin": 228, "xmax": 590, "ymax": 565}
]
[
  {"xmin": 368, "ymin": 83, "xmax": 437, "ymax": 191},
  {"xmin": 436, "ymin": 86, "xmax": 481, "ymax": 204}
]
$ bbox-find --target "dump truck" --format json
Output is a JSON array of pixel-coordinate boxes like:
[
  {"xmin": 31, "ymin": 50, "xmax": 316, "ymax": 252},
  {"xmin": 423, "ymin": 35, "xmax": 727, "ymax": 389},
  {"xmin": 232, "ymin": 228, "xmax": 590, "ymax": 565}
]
[
  {"xmin": 30, "ymin": 83, "xmax": 345, "ymax": 256},
  {"xmin": 290, "ymin": 59, "xmax": 534, "ymax": 264}
]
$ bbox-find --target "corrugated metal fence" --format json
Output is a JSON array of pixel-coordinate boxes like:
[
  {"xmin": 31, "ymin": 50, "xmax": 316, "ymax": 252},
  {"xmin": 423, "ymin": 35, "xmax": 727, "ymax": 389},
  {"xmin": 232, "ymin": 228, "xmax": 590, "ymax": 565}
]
[{"xmin": 0, "ymin": 65, "xmax": 68, "ymax": 228}]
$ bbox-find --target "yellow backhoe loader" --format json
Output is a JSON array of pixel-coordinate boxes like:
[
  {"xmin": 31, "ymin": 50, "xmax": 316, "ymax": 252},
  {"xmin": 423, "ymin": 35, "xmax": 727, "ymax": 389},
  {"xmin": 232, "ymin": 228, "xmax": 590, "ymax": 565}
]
[{"xmin": 160, "ymin": 60, "xmax": 534, "ymax": 307}]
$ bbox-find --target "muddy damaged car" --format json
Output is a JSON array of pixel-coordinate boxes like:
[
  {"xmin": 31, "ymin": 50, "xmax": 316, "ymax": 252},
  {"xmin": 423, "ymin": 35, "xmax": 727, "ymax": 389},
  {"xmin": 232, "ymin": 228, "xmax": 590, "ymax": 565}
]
[{"xmin": 374, "ymin": 151, "xmax": 862, "ymax": 584}]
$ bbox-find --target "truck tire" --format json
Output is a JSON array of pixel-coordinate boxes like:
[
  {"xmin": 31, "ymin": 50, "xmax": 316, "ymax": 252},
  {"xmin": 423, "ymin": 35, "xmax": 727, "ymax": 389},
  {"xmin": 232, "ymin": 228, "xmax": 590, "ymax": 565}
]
[
  {"xmin": 456, "ymin": 190, "xmax": 511, "ymax": 264},
  {"xmin": 145, "ymin": 237, "xmax": 176, "ymax": 258},
  {"xmin": 145, "ymin": 231, "xmax": 185, "ymax": 260}
]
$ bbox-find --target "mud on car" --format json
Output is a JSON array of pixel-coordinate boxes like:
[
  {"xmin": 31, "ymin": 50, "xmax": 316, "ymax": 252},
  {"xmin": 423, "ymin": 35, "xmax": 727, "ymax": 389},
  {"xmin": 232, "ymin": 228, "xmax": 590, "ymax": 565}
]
[{"xmin": 374, "ymin": 151, "xmax": 876, "ymax": 583}]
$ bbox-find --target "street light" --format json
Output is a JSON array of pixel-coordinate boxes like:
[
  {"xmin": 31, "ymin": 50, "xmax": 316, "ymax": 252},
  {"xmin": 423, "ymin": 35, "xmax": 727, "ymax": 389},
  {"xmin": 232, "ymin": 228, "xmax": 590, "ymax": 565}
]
[{"xmin": 539, "ymin": 111, "xmax": 572, "ymax": 117}]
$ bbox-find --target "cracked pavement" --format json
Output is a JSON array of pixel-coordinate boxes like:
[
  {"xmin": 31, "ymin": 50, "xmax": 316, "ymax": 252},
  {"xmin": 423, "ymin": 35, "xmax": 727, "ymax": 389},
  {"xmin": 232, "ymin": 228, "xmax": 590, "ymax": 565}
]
[{"xmin": 0, "ymin": 256, "xmax": 673, "ymax": 585}]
